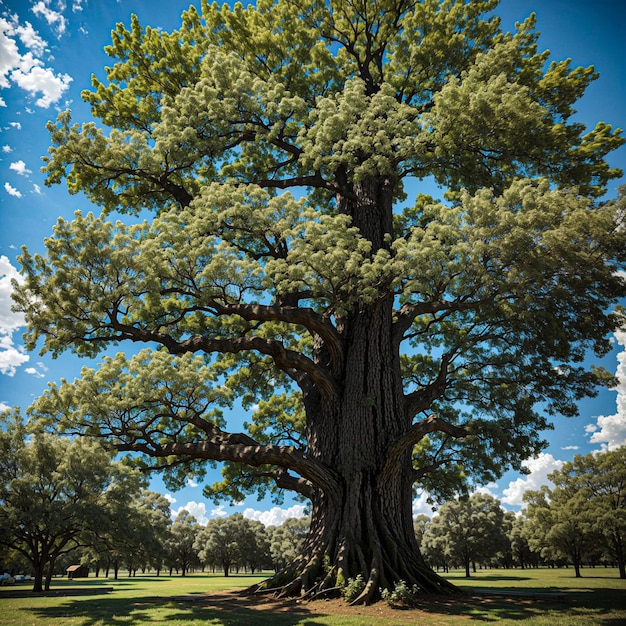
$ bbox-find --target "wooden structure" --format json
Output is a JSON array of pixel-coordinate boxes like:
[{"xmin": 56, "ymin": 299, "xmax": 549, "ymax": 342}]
[{"xmin": 66, "ymin": 564, "xmax": 89, "ymax": 579}]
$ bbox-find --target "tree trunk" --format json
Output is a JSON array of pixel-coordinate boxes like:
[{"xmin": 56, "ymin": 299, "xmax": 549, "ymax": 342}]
[
  {"xmin": 249, "ymin": 176, "xmax": 459, "ymax": 603},
  {"xmin": 45, "ymin": 557, "xmax": 56, "ymax": 591},
  {"xmin": 32, "ymin": 566, "xmax": 44, "ymax": 593}
]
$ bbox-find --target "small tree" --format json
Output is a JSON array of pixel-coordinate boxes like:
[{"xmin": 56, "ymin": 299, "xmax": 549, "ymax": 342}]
[
  {"xmin": 507, "ymin": 515, "xmax": 534, "ymax": 570},
  {"xmin": 238, "ymin": 518, "xmax": 272, "ymax": 573},
  {"xmin": 524, "ymin": 447, "xmax": 626, "ymax": 578},
  {"xmin": 194, "ymin": 514, "xmax": 253, "ymax": 576}
]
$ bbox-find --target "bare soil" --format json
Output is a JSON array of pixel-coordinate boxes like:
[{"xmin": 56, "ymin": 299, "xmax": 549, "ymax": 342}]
[{"xmin": 187, "ymin": 588, "xmax": 551, "ymax": 623}]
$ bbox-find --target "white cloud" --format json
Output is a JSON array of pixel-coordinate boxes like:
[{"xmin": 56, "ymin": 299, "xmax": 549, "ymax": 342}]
[
  {"xmin": 0, "ymin": 334, "xmax": 29, "ymax": 376},
  {"xmin": 9, "ymin": 160, "xmax": 32, "ymax": 176},
  {"xmin": 210, "ymin": 504, "xmax": 228, "ymax": 517},
  {"xmin": 0, "ymin": 401, "xmax": 10, "ymax": 413},
  {"xmin": 24, "ymin": 366, "xmax": 45, "ymax": 378},
  {"xmin": 32, "ymin": 183, "xmax": 42, "ymax": 194},
  {"xmin": 4, "ymin": 182, "xmax": 22, "ymax": 197},
  {"xmin": 0, "ymin": 14, "xmax": 72, "ymax": 108},
  {"xmin": 186, "ymin": 478, "xmax": 198, "ymax": 488},
  {"xmin": 172, "ymin": 501, "xmax": 209, "ymax": 525},
  {"xmin": 163, "ymin": 493, "xmax": 177, "ymax": 505},
  {"xmin": 412, "ymin": 492, "xmax": 435, "ymax": 517},
  {"xmin": 501, "ymin": 453, "xmax": 564, "ymax": 507},
  {"xmin": 11, "ymin": 65, "xmax": 72, "ymax": 108},
  {"xmin": 0, "ymin": 256, "xmax": 29, "ymax": 376},
  {"xmin": 243, "ymin": 504, "xmax": 307, "ymax": 527},
  {"xmin": 561, "ymin": 445, "xmax": 579, "ymax": 451},
  {"xmin": 586, "ymin": 329, "xmax": 626, "ymax": 451},
  {"xmin": 0, "ymin": 97, "xmax": 5, "ymax": 107},
  {"xmin": 2, "ymin": 146, "xmax": 13, "ymax": 153},
  {"xmin": 31, "ymin": 1, "xmax": 68, "ymax": 36},
  {"xmin": 9, "ymin": 122, "xmax": 22, "ymax": 130}
]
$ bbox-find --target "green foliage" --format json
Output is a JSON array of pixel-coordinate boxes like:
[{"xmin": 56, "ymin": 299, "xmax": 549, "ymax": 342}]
[
  {"xmin": 421, "ymin": 493, "xmax": 509, "ymax": 575},
  {"xmin": 381, "ymin": 579, "xmax": 420, "ymax": 607},
  {"xmin": 11, "ymin": 0, "xmax": 626, "ymax": 595},
  {"xmin": 342, "ymin": 574, "xmax": 366, "ymax": 602},
  {"xmin": 523, "ymin": 447, "xmax": 626, "ymax": 577},
  {"xmin": 0, "ymin": 411, "xmax": 142, "ymax": 591}
]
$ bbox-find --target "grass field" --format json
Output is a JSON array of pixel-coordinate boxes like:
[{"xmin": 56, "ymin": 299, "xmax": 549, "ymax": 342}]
[{"xmin": 0, "ymin": 568, "xmax": 624, "ymax": 625}]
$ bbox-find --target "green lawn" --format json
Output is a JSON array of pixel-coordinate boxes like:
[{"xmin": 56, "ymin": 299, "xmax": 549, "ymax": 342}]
[{"xmin": 0, "ymin": 568, "xmax": 624, "ymax": 625}]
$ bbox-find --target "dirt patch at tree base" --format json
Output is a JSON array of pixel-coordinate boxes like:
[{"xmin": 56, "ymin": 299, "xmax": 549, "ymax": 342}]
[{"xmin": 182, "ymin": 588, "xmax": 556, "ymax": 622}]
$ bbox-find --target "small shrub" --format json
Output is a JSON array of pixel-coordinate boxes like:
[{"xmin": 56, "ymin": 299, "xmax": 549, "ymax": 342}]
[
  {"xmin": 342, "ymin": 574, "xmax": 366, "ymax": 602},
  {"xmin": 381, "ymin": 579, "xmax": 420, "ymax": 607}
]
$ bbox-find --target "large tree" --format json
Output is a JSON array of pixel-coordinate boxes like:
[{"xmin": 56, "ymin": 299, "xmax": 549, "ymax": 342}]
[
  {"xmin": 0, "ymin": 412, "xmax": 131, "ymax": 592},
  {"xmin": 15, "ymin": 0, "xmax": 626, "ymax": 603}
]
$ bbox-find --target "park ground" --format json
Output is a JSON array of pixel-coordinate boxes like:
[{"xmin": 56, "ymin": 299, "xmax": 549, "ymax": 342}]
[{"xmin": 0, "ymin": 568, "xmax": 625, "ymax": 625}]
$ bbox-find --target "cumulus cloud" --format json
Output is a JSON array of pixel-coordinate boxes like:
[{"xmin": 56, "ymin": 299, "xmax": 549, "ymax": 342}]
[
  {"xmin": 11, "ymin": 64, "xmax": 72, "ymax": 108},
  {"xmin": 2, "ymin": 145, "xmax": 12, "ymax": 153},
  {"xmin": 0, "ymin": 401, "xmax": 10, "ymax": 413},
  {"xmin": 163, "ymin": 493, "xmax": 177, "ymax": 505},
  {"xmin": 172, "ymin": 501, "xmax": 209, "ymax": 525},
  {"xmin": 412, "ymin": 492, "xmax": 436, "ymax": 517},
  {"xmin": 0, "ymin": 97, "xmax": 5, "ymax": 107},
  {"xmin": 0, "ymin": 256, "xmax": 29, "ymax": 376},
  {"xmin": 186, "ymin": 478, "xmax": 198, "ymax": 488},
  {"xmin": 501, "ymin": 453, "xmax": 564, "ymax": 507},
  {"xmin": 0, "ymin": 13, "xmax": 72, "ymax": 108},
  {"xmin": 243, "ymin": 504, "xmax": 308, "ymax": 527},
  {"xmin": 210, "ymin": 504, "xmax": 228, "ymax": 517},
  {"xmin": 9, "ymin": 160, "xmax": 31, "ymax": 176},
  {"xmin": 4, "ymin": 182, "xmax": 22, "ymax": 197},
  {"xmin": 24, "ymin": 361, "xmax": 48, "ymax": 378},
  {"xmin": 585, "ymin": 330, "xmax": 626, "ymax": 451},
  {"xmin": 31, "ymin": 1, "xmax": 68, "ymax": 36}
]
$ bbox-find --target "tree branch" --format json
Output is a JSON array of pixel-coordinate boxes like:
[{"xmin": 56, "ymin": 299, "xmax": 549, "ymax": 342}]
[
  {"xmin": 381, "ymin": 414, "xmax": 468, "ymax": 483},
  {"xmin": 116, "ymin": 438, "xmax": 335, "ymax": 495},
  {"xmin": 205, "ymin": 300, "xmax": 343, "ymax": 367},
  {"xmin": 403, "ymin": 351, "xmax": 453, "ymax": 420},
  {"xmin": 106, "ymin": 319, "xmax": 339, "ymax": 399}
]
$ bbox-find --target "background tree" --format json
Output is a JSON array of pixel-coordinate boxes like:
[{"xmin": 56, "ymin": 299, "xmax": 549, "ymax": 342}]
[
  {"xmin": 413, "ymin": 514, "xmax": 430, "ymax": 549},
  {"xmin": 18, "ymin": 0, "xmax": 626, "ymax": 602},
  {"xmin": 523, "ymin": 481, "xmax": 600, "ymax": 577},
  {"xmin": 101, "ymin": 488, "xmax": 172, "ymax": 577},
  {"xmin": 420, "ymin": 515, "xmax": 450, "ymax": 573},
  {"xmin": 0, "ymin": 412, "xmax": 124, "ymax": 592},
  {"xmin": 525, "ymin": 447, "xmax": 626, "ymax": 578},
  {"xmin": 507, "ymin": 515, "xmax": 535, "ymax": 570},
  {"xmin": 237, "ymin": 518, "xmax": 272, "ymax": 573},
  {"xmin": 268, "ymin": 517, "xmax": 311, "ymax": 571},
  {"xmin": 423, "ymin": 493, "xmax": 508, "ymax": 577},
  {"xmin": 166, "ymin": 510, "xmax": 199, "ymax": 576},
  {"xmin": 194, "ymin": 514, "xmax": 255, "ymax": 576}
]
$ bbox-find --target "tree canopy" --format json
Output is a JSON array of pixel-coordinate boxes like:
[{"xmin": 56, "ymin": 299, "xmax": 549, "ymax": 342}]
[
  {"xmin": 14, "ymin": 0, "xmax": 626, "ymax": 603},
  {"xmin": 0, "ymin": 412, "xmax": 138, "ymax": 592}
]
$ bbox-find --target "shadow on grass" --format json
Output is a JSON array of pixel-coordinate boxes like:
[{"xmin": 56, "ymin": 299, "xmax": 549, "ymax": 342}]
[
  {"xmin": 414, "ymin": 588, "xmax": 626, "ymax": 624},
  {"xmin": 21, "ymin": 586, "xmax": 626, "ymax": 626},
  {"xmin": 23, "ymin": 592, "xmax": 326, "ymax": 626}
]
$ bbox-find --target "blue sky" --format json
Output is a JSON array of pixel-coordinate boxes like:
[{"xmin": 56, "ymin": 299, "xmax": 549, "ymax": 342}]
[{"xmin": 0, "ymin": 0, "xmax": 625, "ymax": 525}]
